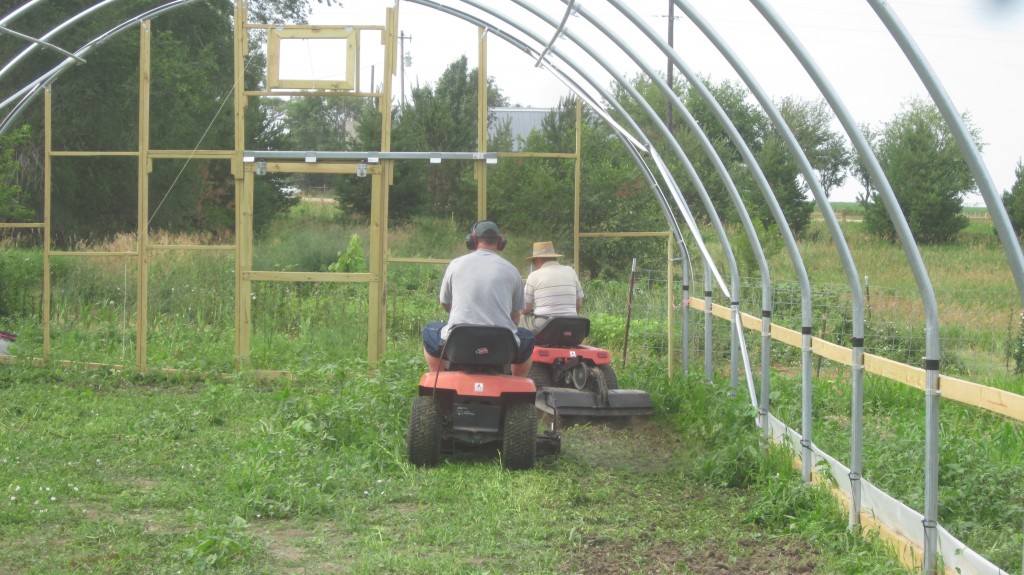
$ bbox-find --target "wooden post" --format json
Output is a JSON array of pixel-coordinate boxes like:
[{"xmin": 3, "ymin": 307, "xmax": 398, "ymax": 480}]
[
  {"xmin": 476, "ymin": 25, "xmax": 488, "ymax": 221},
  {"xmin": 136, "ymin": 20, "xmax": 152, "ymax": 371},
  {"xmin": 43, "ymin": 86, "xmax": 52, "ymax": 357},
  {"xmin": 574, "ymin": 98, "xmax": 582, "ymax": 271},
  {"xmin": 233, "ymin": 0, "xmax": 250, "ymax": 368}
]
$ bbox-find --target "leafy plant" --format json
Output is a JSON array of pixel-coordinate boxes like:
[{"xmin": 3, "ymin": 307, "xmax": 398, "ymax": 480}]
[
  {"xmin": 186, "ymin": 516, "xmax": 261, "ymax": 569},
  {"xmin": 1011, "ymin": 311, "xmax": 1024, "ymax": 375},
  {"xmin": 327, "ymin": 233, "xmax": 367, "ymax": 273}
]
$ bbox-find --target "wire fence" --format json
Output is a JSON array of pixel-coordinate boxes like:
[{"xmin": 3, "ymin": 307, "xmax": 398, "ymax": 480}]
[
  {"xmin": 587, "ymin": 266, "xmax": 1023, "ymax": 383},
  {"xmin": 733, "ymin": 277, "xmax": 1019, "ymax": 381}
]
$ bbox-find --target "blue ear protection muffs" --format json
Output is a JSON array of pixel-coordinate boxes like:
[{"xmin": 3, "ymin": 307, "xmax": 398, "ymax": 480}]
[{"xmin": 465, "ymin": 220, "xmax": 507, "ymax": 251}]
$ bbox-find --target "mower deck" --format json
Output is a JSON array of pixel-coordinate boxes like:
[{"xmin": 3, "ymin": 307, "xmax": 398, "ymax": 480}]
[{"xmin": 535, "ymin": 387, "xmax": 654, "ymax": 418}]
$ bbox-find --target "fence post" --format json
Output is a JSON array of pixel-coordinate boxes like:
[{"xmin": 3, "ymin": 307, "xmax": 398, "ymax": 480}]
[
  {"xmin": 622, "ymin": 258, "xmax": 638, "ymax": 367},
  {"xmin": 681, "ymin": 254, "xmax": 690, "ymax": 378},
  {"xmin": 666, "ymin": 238, "xmax": 674, "ymax": 379},
  {"xmin": 704, "ymin": 262, "xmax": 713, "ymax": 383}
]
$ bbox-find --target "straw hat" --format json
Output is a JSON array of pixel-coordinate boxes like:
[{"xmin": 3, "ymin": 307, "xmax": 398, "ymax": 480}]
[{"xmin": 527, "ymin": 241, "xmax": 562, "ymax": 260}]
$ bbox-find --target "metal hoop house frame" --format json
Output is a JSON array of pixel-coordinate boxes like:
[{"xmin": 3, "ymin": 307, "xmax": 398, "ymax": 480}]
[{"xmin": 2, "ymin": 1, "xmax": 1023, "ymax": 573}]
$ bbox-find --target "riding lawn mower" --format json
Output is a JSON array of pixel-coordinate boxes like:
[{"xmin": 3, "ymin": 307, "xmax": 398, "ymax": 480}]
[
  {"xmin": 406, "ymin": 324, "xmax": 559, "ymax": 471},
  {"xmin": 529, "ymin": 316, "xmax": 654, "ymax": 429}
]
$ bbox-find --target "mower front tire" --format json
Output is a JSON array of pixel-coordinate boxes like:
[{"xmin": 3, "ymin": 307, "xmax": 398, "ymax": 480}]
[
  {"xmin": 501, "ymin": 401, "xmax": 538, "ymax": 470},
  {"xmin": 528, "ymin": 364, "xmax": 554, "ymax": 389},
  {"xmin": 407, "ymin": 396, "xmax": 443, "ymax": 467},
  {"xmin": 597, "ymin": 364, "xmax": 619, "ymax": 390}
]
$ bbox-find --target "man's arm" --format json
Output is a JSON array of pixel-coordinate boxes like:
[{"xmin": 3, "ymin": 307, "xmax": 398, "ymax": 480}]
[
  {"xmin": 575, "ymin": 298, "xmax": 583, "ymax": 314},
  {"xmin": 510, "ymin": 309, "xmax": 522, "ymax": 325},
  {"xmin": 442, "ymin": 302, "xmax": 452, "ymax": 313}
]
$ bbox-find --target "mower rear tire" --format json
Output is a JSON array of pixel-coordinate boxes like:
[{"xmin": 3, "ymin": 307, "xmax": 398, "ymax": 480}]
[
  {"xmin": 407, "ymin": 396, "xmax": 443, "ymax": 467},
  {"xmin": 501, "ymin": 401, "xmax": 538, "ymax": 470},
  {"xmin": 597, "ymin": 364, "xmax": 619, "ymax": 390},
  {"xmin": 528, "ymin": 364, "xmax": 554, "ymax": 389}
]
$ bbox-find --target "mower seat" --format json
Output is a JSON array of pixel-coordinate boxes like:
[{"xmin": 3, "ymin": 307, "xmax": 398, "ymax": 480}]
[
  {"xmin": 534, "ymin": 317, "xmax": 590, "ymax": 348},
  {"xmin": 441, "ymin": 324, "xmax": 518, "ymax": 367}
]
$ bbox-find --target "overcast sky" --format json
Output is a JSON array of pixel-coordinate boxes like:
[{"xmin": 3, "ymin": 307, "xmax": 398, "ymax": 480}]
[{"xmin": 295, "ymin": 0, "xmax": 1024, "ymax": 205}]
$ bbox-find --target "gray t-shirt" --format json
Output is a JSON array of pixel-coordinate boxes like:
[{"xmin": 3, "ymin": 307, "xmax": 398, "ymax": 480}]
[{"xmin": 439, "ymin": 249, "xmax": 525, "ymax": 341}]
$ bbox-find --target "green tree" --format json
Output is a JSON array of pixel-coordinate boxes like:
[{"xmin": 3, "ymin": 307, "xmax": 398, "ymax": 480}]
[
  {"xmin": 397, "ymin": 56, "xmax": 507, "ymax": 221},
  {"xmin": 487, "ymin": 94, "xmax": 669, "ymax": 278},
  {"xmin": 0, "ymin": 125, "xmax": 34, "ymax": 222},
  {"xmin": 1001, "ymin": 159, "xmax": 1024, "ymax": 240},
  {"xmin": 488, "ymin": 96, "xmax": 578, "ymax": 240},
  {"xmin": 752, "ymin": 131, "xmax": 809, "ymax": 233},
  {"xmin": 749, "ymin": 97, "xmax": 850, "ymax": 235},
  {"xmin": 857, "ymin": 99, "xmax": 977, "ymax": 243},
  {"xmin": 285, "ymin": 95, "xmax": 366, "ymax": 195},
  {"xmin": 578, "ymin": 119, "xmax": 666, "ymax": 278},
  {"xmin": 851, "ymin": 123, "xmax": 879, "ymax": 200},
  {"xmin": 679, "ymin": 77, "xmax": 762, "ymax": 227},
  {"xmin": 778, "ymin": 97, "xmax": 850, "ymax": 196},
  {"xmin": 0, "ymin": 0, "xmax": 311, "ymax": 242},
  {"xmin": 608, "ymin": 74, "xmax": 737, "ymax": 225},
  {"xmin": 331, "ymin": 98, "xmax": 380, "ymax": 218},
  {"xmin": 335, "ymin": 56, "xmax": 508, "ymax": 223}
]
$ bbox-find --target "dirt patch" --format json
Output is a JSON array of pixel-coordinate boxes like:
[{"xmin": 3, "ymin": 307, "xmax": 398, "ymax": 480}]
[
  {"xmin": 258, "ymin": 522, "xmax": 352, "ymax": 575},
  {"xmin": 262, "ymin": 528, "xmax": 311, "ymax": 564},
  {"xmin": 570, "ymin": 532, "xmax": 686, "ymax": 574},
  {"xmin": 685, "ymin": 536, "xmax": 819, "ymax": 574},
  {"xmin": 565, "ymin": 526, "xmax": 820, "ymax": 574}
]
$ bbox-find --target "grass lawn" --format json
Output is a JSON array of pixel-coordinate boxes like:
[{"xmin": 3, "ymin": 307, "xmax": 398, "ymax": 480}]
[{"xmin": 0, "ymin": 359, "xmax": 910, "ymax": 575}]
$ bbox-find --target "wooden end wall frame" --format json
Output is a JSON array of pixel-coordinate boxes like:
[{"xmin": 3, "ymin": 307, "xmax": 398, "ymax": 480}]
[{"xmin": 266, "ymin": 26, "xmax": 357, "ymax": 90}]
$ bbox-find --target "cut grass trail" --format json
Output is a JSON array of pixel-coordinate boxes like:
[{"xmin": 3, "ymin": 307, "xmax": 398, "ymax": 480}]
[{"xmin": 0, "ymin": 358, "xmax": 910, "ymax": 574}]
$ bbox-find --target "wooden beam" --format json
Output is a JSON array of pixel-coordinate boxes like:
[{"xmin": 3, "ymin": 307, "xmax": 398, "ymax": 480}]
[
  {"xmin": 243, "ymin": 271, "xmax": 375, "ymax": 283},
  {"xmin": 578, "ymin": 231, "xmax": 672, "ymax": 238},
  {"xmin": 688, "ymin": 297, "xmax": 1024, "ymax": 423},
  {"xmin": 261, "ymin": 162, "xmax": 382, "ymax": 175}
]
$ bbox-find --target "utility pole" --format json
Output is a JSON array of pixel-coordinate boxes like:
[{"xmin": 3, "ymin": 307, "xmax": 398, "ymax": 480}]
[{"xmin": 398, "ymin": 30, "xmax": 412, "ymax": 105}]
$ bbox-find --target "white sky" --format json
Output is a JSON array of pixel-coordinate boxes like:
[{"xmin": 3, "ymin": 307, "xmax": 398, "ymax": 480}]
[{"xmin": 294, "ymin": 0, "xmax": 1024, "ymax": 205}]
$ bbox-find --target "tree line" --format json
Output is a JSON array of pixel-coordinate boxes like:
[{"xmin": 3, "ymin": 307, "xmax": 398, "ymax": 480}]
[
  {"xmin": 3, "ymin": 0, "xmax": 1023, "ymax": 262},
  {"xmin": 0, "ymin": 0, "xmax": 312, "ymax": 244}
]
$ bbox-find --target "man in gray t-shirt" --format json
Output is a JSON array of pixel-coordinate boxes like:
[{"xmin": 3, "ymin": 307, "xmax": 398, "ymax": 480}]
[{"xmin": 422, "ymin": 221, "xmax": 535, "ymax": 377}]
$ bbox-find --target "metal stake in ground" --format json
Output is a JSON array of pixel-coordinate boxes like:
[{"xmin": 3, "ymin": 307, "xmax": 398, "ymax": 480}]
[{"xmin": 622, "ymin": 258, "xmax": 638, "ymax": 367}]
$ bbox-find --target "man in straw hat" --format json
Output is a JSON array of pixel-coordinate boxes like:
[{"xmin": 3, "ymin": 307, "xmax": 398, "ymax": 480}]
[{"xmin": 520, "ymin": 241, "xmax": 584, "ymax": 333}]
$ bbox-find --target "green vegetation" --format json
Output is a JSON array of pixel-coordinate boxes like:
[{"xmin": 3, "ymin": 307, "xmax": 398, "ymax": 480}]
[
  {"xmin": 770, "ymin": 371, "xmax": 1024, "ymax": 571},
  {"xmin": 5, "ymin": 2, "xmax": 1024, "ymax": 571},
  {"xmin": 0, "ymin": 359, "xmax": 912, "ymax": 574},
  {"xmin": 1002, "ymin": 159, "xmax": 1024, "ymax": 240},
  {"xmin": 748, "ymin": 214, "xmax": 1019, "ymax": 380},
  {"xmin": 0, "ymin": 0, "xmax": 305, "ymax": 245},
  {"xmin": 854, "ymin": 99, "xmax": 977, "ymax": 243},
  {"xmin": 0, "ymin": 125, "xmax": 33, "ymax": 223},
  {"xmin": 2, "ymin": 208, "xmax": 1024, "ymax": 572}
]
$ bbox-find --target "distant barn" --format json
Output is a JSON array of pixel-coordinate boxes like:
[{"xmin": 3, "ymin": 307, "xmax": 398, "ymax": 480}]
[{"xmin": 489, "ymin": 107, "xmax": 557, "ymax": 151}]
